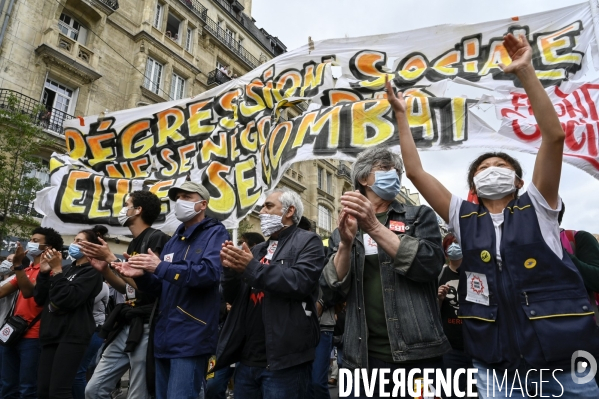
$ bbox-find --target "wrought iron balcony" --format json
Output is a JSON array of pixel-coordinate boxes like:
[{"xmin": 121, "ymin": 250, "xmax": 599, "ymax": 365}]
[
  {"xmin": 336, "ymin": 163, "xmax": 352, "ymax": 180},
  {"xmin": 94, "ymin": 0, "xmax": 118, "ymax": 10},
  {"xmin": 179, "ymin": 0, "xmax": 208, "ymax": 21},
  {"xmin": 0, "ymin": 89, "xmax": 75, "ymax": 136},
  {"xmin": 203, "ymin": 17, "xmax": 260, "ymax": 69},
  {"xmin": 207, "ymin": 69, "xmax": 232, "ymax": 86}
]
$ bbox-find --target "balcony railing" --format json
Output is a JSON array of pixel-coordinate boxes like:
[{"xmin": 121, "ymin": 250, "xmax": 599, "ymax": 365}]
[
  {"xmin": 203, "ymin": 17, "xmax": 260, "ymax": 69},
  {"xmin": 0, "ymin": 89, "xmax": 75, "ymax": 136},
  {"xmin": 336, "ymin": 163, "xmax": 352, "ymax": 180},
  {"xmin": 207, "ymin": 68, "xmax": 232, "ymax": 86},
  {"xmin": 94, "ymin": 0, "xmax": 119, "ymax": 10},
  {"xmin": 179, "ymin": 0, "xmax": 208, "ymax": 20}
]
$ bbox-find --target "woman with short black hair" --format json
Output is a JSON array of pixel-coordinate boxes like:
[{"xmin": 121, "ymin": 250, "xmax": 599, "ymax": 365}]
[
  {"xmin": 387, "ymin": 33, "xmax": 599, "ymax": 397},
  {"xmin": 34, "ymin": 226, "xmax": 105, "ymax": 399}
]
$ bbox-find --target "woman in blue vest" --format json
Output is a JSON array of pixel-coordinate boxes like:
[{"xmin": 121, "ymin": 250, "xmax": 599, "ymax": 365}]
[{"xmin": 386, "ymin": 33, "xmax": 599, "ymax": 398}]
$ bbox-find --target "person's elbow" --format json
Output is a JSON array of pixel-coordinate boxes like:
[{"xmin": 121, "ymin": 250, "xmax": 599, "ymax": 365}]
[{"xmin": 21, "ymin": 290, "xmax": 34, "ymax": 299}]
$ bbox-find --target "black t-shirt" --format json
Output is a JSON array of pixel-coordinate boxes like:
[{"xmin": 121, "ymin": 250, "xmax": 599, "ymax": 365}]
[
  {"xmin": 124, "ymin": 227, "xmax": 170, "ymax": 307},
  {"xmin": 240, "ymin": 241, "xmax": 277, "ymax": 367},
  {"xmin": 438, "ymin": 266, "xmax": 463, "ymax": 350}
]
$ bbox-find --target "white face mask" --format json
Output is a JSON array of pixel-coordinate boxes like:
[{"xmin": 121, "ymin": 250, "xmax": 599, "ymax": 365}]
[
  {"xmin": 259, "ymin": 213, "xmax": 286, "ymax": 237},
  {"xmin": 175, "ymin": 199, "xmax": 203, "ymax": 222},
  {"xmin": 0, "ymin": 260, "xmax": 12, "ymax": 276},
  {"xmin": 118, "ymin": 207, "xmax": 134, "ymax": 226},
  {"xmin": 474, "ymin": 166, "xmax": 519, "ymax": 200}
]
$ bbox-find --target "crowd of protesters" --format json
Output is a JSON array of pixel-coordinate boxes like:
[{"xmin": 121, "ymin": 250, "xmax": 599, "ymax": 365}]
[{"xmin": 0, "ymin": 33, "xmax": 599, "ymax": 399}]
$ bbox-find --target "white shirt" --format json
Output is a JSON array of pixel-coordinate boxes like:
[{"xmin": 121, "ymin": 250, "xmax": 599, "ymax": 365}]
[{"xmin": 448, "ymin": 183, "xmax": 563, "ymax": 263}]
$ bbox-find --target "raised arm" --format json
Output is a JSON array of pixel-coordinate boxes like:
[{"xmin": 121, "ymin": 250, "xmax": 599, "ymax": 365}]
[
  {"xmin": 500, "ymin": 34, "xmax": 564, "ymax": 209},
  {"xmin": 386, "ymin": 79, "xmax": 452, "ymax": 222}
]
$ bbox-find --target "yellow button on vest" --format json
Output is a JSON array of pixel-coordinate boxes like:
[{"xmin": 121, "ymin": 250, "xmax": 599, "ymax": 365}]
[
  {"xmin": 524, "ymin": 258, "xmax": 537, "ymax": 269},
  {"xmin": 480, "ymin": 250, "xmax": 491, "ymax": 263}
]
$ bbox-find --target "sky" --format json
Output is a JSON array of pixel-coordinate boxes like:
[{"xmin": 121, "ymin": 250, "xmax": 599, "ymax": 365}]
[{"xmin": 251, "ymin": 0, "xmax": 599, "ymax": 233}]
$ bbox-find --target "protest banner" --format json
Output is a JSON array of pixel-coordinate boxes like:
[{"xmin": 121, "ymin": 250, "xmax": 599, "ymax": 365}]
[{"xmin": 34, "ymin": 2, "xmax": 599, "ymax": 233}]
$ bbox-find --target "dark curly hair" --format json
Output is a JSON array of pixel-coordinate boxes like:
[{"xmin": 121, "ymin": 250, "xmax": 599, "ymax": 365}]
[
  {"xmin": 78, "ymin": 225, "xmax": 108, "ymax": 245},
  {"xmin": 31, "ymin": 227, "xmax": 64, "ymax": 250},
  {"xmin": 467, "ymin": 152, "xmax": 523, "ymax": 199},
  {"xmin": 129, "ymin": 190, "xmax": 162, "ymax": 226}
]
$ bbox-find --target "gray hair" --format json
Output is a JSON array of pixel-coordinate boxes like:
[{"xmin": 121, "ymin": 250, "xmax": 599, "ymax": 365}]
[
  {"xmin": 351, "ymin": 147, "xmax": 404, "ymax": 195},
  {"xmin": 267, "ymin": 188, "xmax": 304, "ymax": 224}
]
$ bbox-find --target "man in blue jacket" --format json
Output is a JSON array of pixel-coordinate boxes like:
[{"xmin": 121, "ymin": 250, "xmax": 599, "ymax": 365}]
[
  {"xmin": 218, "ymin": 188, "xmax": 325, "ymax": 399},
  {"xmin": 117, "ymin": 181, "xmax": 229, "ymax": 399}
]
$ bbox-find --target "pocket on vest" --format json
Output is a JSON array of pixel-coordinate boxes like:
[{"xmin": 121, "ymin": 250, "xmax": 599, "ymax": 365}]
[
  {"xmin": 459, "ymin": 303, "xmax": 502, "ymax": 363},
  {"xmin": 522, "ymin": 291, "xmax": 596, "ymax": 363}
]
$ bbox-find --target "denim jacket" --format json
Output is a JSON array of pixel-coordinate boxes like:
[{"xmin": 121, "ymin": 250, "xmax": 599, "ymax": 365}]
[{"xmin": 322, "ymin": 200, "xmax": 450, "ymax": 369}]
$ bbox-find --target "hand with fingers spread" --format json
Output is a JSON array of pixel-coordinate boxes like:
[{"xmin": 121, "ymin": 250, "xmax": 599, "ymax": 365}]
[
  {"xmin": 220, "ymin": 240, "xmax": 253, "ymax": 273},
  {"xmin": 340, "ymin": 190, "xmax": 380, "ymax": 235},
  {"xmin": 89, "ymin": 257, "xmax": 109, "ymax": 273},
  {"xmin": 385, "ymin": 76, "xmax": 407, "ymax": 115},
  {"xmin": 41, "ymin": 249, "xmax": 62, "ymax": 274},
  {"xmin": 113, "ymin": 261, "xmax": 144, "ymax": 278},
  {"xmin": 12, "ymin": 242, "xmax": 28, "ymax": 267},
  {"xmin": 127, "ymin": 249, "xmax": 161, "ymax": 274},
  {"xmin": 338, "ymin": 209, "xmax": 358, "ymax": 246},
  {"xmin": 499, "ymin": 33, "xmax": 533, "ymax": 75},
  {"xmin": 79, "ymin": 238, "xmax": 117, "ymax": 263}
]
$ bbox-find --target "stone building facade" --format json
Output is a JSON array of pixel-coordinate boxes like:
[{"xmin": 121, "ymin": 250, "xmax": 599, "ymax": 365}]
[{"xmin": 0, "ymin": 0, "xmax": 420, "ymax": 252}]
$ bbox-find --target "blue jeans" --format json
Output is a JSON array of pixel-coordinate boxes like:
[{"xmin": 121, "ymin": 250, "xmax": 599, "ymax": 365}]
[
  {"xmin": 72, "ymin": 332, "xmax": 103, "ymax": 399},
  {"xmin": 474, "ymin": 358, "xmax": 599, "ymax": 398},
  {"xmin": 206, "ymin": 365, "xmax": 235, "ymax": 399},
  {"xmin": 155, "ymin": 355, "xmax": 209, "ymax": 399},
  {"xmin": 0, "ymin": 338, "xmax": 40, "ymax": 399},
  {"xmin": 234, "ymin": 362, "xmax": 312, "ymax": 399},
  {"xmin": 349, "ymin": 356, "xmax": 444, "ymax": 399},
  {"xmin": 442, "ymin": 349, "xmax": 475, "ymax": 399},
  {"xmin": 308, "ymin": 331, "xmax": 333, "ymax": 399}
]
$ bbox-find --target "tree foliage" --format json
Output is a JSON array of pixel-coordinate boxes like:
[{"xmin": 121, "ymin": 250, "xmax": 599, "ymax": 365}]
[{"xmin": 0, "ymin": 94, "xmax": 52, "ymax": 249}]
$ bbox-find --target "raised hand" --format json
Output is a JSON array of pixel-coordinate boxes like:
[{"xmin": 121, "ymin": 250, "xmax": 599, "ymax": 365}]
[
  {"xmin": 499, "ymin": 33, "xmax": 533, "ymax": 75},
  {"xmin": 338, "ymin": 209, "xmax": 358, "ymax": 246},
  {"xmin": 385, "ymin": 76, "xmax": 407, "ymax": 114},
  {"xmin": 41, "ymin": 249, "xmax": 62, "ymax": 274},
  {"xmin": 12, "ymin": 242, "xmax": 28, "ymax": 267},
  {"xmin": 89, "ymin": 257, "xmax": 109, "ymax": 273},
  {"xmin": 220, "ymin": 242, "xmax": 253, "ymax": 273},
  {"xmin": 127, "ymin": 249, "xmax": 161, "ymax": 274},
  {"xmin": 340, "ymin": 191, "xmax": 379, "ymax": 234},
  {"xmin": 79, "ymin": 238, "xmax": 116, "ymax": 263},
  {"xmin": 113, "ymin": 261, "xmax": 144, "ymax": 278}
]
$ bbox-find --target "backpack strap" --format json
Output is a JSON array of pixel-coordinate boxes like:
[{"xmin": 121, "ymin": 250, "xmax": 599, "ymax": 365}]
[{"xmin": 140, "ymin": 228, "xmax": 159, "ymax": 255}]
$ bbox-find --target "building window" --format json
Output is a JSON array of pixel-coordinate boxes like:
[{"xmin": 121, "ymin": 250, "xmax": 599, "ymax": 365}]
[
  {"xmin": 225, "ymin": 26, "xmax": 235, "ymax": 46},
  {"xmin": 170, "ymin": 73, "xmax": 185, "ymax": 100},
  {"xmin": 58, "ymin": 13, "xmax": 87, "ymax": 45},
  {"xmin": 326, "ymin": 172, "xmax": 332, "ymax": 194},
  {"xmin": 166, "ymin": 13, "xmax": 181, "ymax": 42},
  {"xmin": 318, "ymin": 205, "xmax": 332, "ymax": 232},
  {"xmin": 144, "ymin": 57, "xmax": 163, "ymax": 95},
  {"xmin": 317, "ymin": 167, "xmax": 324, "ymax": 190},
  {"xmin": 185, "ymin": 28, "xmax": 193, "ymax": 52},
  {"xmin": 42, "ymin": 78, "xmax": 75, "ymax": 131},
  {"xmin": 154, "ymin": 3, "xmax": 162, "ymax": 29}
]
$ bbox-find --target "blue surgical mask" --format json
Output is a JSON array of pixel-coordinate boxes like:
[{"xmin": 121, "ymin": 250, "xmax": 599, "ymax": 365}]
[
  {"xmin": 447, "ymin": 243, "xmax": 463, "ymax": 260},
  {"xmin": 68, "ymin": 244, "xmax": 84, "ymax": 260},
  {"xmin": 370, "ymin": 170, "xmax": 401, "ymax": 201},
  {"xmin": 26, "ymin": 242, "xmax": 43, "ymax": 257}
]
